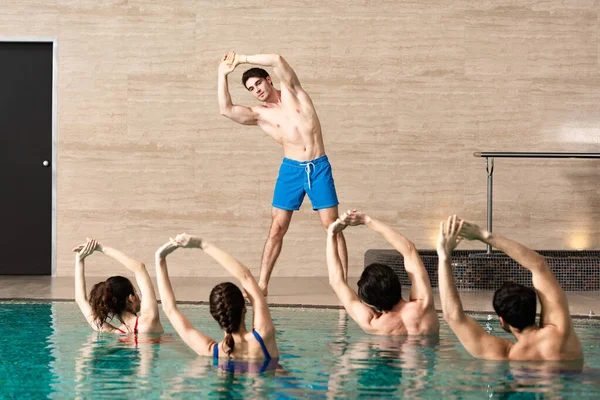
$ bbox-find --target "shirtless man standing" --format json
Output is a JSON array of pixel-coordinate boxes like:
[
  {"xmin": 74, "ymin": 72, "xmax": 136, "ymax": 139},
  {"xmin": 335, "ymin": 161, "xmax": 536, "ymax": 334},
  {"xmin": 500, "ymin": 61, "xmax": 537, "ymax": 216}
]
[
  {"xmin": 437, "ymin": 215, "xmax": 583, "ymax": 362},
  {"xmin": 218, "ymin": 51, "xmax": 348, "ymax": 296}
]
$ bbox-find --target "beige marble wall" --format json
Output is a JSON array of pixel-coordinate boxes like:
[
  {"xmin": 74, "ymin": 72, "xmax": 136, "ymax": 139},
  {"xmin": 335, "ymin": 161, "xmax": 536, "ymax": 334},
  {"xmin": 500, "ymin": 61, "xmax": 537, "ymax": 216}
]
[{"xmin": 1, "ymin": 1, "xmax": 599, "ymax": 277}]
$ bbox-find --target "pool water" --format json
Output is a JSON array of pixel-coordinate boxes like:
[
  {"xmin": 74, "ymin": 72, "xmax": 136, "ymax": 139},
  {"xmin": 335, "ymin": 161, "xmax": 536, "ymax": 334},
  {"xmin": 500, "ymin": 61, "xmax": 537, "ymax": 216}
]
[{"xmin": 1, "ymin": 302, "xmax": 599, "ymax": 399}]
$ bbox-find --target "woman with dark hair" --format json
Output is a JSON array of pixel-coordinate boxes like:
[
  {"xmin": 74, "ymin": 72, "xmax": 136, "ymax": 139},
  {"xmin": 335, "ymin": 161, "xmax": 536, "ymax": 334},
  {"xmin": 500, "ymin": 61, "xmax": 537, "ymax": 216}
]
[
  {"xmin": 155, "ymin": 233, "xmax": 279, "ymax": 369},
  {"xmin": 74, "ymin": 239, "xmax": 163, "ymax": 334}
]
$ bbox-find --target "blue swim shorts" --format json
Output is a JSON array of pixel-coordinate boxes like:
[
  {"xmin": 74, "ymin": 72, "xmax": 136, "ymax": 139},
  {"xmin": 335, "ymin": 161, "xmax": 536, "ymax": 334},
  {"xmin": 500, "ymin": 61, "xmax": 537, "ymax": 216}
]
[{"xmin": 272, "ymin": 155, "xmax": 339, "ymax": 211}]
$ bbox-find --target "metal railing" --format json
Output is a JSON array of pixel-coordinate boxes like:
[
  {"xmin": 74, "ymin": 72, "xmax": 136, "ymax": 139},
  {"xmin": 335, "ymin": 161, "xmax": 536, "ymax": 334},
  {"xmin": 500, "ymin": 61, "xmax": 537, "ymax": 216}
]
[{"xmin": 473, "ymin": 152, "xmax": 600, "ymax": 253}]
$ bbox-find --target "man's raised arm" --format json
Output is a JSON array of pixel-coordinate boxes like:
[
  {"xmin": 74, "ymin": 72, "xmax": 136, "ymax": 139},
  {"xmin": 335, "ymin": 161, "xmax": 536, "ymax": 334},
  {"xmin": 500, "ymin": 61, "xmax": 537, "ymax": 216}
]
[
  {"xmin": 459, "ymin": 220, "xmax": 571, "ymax": 331},
  {"xmin": 437, "ymin": 216, "xmax": 511, "ymax": 360},
  {"xmin": 326, "ymin": 219, "xmax": 377, "ymax": 331},
  {"xmin": 218, "ymin": 51, "xmax": 259, "ymax": 125},
  {"xmin": 235, "ymin": 52, "xmax": 301, "ymax": 91},
  {"xmin": 340, "ymin": 210, "xmax": 433, "ymax": 306}
]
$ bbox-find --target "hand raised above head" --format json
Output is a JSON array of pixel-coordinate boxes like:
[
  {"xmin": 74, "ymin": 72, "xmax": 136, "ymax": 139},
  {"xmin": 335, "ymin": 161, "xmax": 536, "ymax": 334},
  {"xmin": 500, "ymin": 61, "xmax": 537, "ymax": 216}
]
[
  {"xmin": 338, "ymin": 209, "xmax": 354, "ymax": 225},
  {"xmin": 218, "ymin": 59, "xmax": 235, "ymax": 75},
  {"xmin": 328, "ymin": 218, "xmax": 348, "ymax": 235},
  {"xmin": 228, "ymin": 50, "xmax": 242, "ymax": 68},
  {"xmin": 458, "ymin": 220, "xmax": 487, "ymax": 241},
  {"xmin": 173, "ymin": 233, "xmax": 203, "ymax": 249},
  {"xmin": 436, "ymin": 215, "xmax": 464, "ymax": 257},
  {"xmin": 156, "ymin": 238, "xmax": 181, "ymax": 258},
  {"xmin": 73, "ymin": 238, "xmax": 100, "ymax": 260},
  {"xmin": 218, "ymin": 50, "xmax": 241, "ymax": 75},
  {"xmin": 339, "ymin": 209, "xmax": 370, "ymax": 226}
]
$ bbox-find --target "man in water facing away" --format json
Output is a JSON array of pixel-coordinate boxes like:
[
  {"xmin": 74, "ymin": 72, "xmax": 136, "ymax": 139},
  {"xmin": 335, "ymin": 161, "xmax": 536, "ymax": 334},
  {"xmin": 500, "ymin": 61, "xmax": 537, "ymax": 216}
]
[
  {"xmin": 326, "ymin": 210, "xmax": 439, "ymax": 335},
  {"xmin": 437, "ymin": 215, "xmax": 583, "ymax": 362},
  {"xmin": 218, "ymin": 50, "xmax": 347, "ymax": 296}
]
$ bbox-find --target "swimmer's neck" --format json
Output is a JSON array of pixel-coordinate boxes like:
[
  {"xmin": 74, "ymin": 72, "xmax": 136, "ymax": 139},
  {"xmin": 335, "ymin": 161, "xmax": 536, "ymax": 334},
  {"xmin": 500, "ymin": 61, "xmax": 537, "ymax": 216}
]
[
  {"xmin": 372, "ymin": 298, "xmax": 406, "ymax": 315},
  {"xmin": 118, "ymin": 311, "xmax": 138, "ymax": 330},
  {"xmin": 226, "ymin": 319, "xmax": 249, "ymax": 340},
  {"xmin": 511, "ymin": 324, "xmax": 539, "ymax": 340},
  {"xmin": 262, "ymin": 90, "xmax": 282, "ymax": 106}
]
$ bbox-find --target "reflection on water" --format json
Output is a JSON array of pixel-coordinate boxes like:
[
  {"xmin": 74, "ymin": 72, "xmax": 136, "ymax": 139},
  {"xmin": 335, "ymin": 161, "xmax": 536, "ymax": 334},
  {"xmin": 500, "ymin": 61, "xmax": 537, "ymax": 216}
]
[
  {"xmin": 326, "ymin": 309, "xmax": 440, "ymax": 399},
  {"xmin": 73, "ymin": 333, "xmax": 161, "ymax": 396},
  {"xmin": 0, "ymin": 302, "xmax": 599, "ymax": 398}
]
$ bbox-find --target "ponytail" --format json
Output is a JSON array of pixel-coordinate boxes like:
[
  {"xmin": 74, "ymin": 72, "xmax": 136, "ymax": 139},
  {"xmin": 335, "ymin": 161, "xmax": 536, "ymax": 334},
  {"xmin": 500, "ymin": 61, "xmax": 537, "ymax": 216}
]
[
  {"xmin": 88, "ymin": 276, "xmax": 136, "ymax": 329},
  {"xmin": 209, "ymin": 282, "xmax": 245, "ymax": 357}
]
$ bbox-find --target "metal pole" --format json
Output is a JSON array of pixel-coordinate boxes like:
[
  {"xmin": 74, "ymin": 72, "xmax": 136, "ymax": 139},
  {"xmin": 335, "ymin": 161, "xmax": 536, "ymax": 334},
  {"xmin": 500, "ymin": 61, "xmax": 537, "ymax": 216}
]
[
  {"xmin": 486, "ymin": 157, "xmax": 494, "ymax": 254},
  {"xmin": 473, "ymin": 151, "xmax": 599, "ymax": 254},
  {"xmin": 474, "ymin": 152, "xmax": 600, "ymax": 159}
]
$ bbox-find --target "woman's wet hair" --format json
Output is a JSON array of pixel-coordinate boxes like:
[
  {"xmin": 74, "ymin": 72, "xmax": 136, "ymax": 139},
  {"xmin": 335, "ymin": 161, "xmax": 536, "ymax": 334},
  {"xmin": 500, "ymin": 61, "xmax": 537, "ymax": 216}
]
[
  {"xmin": 209, "ymin": 282, "xmax": 245, "ymax": 356},
  {"xmin": 357, "ymin": 263, "xmax": 402, "ymax": 312},
  {"xmin": 89, "ymin": 276, "xmax": 136, "ymax": 329}
]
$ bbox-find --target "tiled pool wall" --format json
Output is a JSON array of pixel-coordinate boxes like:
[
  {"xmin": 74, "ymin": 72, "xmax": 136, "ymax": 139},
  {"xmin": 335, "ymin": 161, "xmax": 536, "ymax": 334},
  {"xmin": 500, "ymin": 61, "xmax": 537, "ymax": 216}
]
[{"xmin": 365, "ymin": 250, "xmax": 600, "ymax": 291}]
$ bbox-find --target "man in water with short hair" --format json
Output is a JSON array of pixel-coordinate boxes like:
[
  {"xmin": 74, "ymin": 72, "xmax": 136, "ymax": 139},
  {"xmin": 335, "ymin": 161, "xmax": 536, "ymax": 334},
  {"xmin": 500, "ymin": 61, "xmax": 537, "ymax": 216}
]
[
  {"xmin": 218, "ymin": 50, "xmax": 347, "ymax": 296},
  {"xmin": 326, "ymin": 210, "xmax": 439, "ymax": 335},
  {"xmin": 436, "ymin": 215, "xmax": 583, "ymax": 362}
]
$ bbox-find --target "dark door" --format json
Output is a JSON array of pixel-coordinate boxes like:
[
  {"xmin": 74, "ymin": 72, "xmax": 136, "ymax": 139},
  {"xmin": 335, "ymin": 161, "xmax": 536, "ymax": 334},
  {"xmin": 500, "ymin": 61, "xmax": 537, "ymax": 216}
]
[{"xmin": 0, "ymin": 42, "xmax": 53, "ymax": 274}]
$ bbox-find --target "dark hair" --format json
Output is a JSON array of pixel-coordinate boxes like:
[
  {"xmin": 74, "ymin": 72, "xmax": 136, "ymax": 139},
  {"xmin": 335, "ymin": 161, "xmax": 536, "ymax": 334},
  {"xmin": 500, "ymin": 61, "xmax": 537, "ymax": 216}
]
[
  {"xmin": 357, "ymin": 263, "xmax": 402, "ymax": 312},
  {"xmin": 209, "ymin": 282, "xmax": 245, "ymax": 356},
  {"xmin": 89, "ymin": 276, "xmax": 136, "ymax": 329},
  {"xmin": 242, "ymin": 68, "xmax": 270, "ymax": 89},
  {"xmin": 493, "ymin": 282, "xmax": 537, "ymax": 331}
]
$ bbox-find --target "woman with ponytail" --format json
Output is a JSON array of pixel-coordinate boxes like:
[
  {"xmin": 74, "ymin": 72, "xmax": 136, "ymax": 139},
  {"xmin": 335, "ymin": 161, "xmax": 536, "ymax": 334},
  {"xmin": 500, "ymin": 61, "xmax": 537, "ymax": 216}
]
[
  {"xmin": 74, "ymin": 239, "xmax": 163, "ymax": 334},
  {"xmin": 155, "ymin": 234, "xmax": 279, "ymax": 370}
]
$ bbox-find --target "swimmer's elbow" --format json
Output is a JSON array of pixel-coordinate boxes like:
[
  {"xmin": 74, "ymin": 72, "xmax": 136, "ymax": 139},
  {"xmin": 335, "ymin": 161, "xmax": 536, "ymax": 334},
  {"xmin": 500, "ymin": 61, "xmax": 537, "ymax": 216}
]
[
  {"xmin": 132, "ymin": 262, "xmax": 146, "ymax": 272},
  {"xmin": 240, "ymin": 270, "xmax": 252, "ymax": 282},
  {"xmin": 443, "ymin": 309, "xmax": 465, "ymax": 324},
  {"xmin": 219, "ymin": 103, "xmax": 233, "ymax": 116},
  {"xmin": 529, "ymin": 257, "xmax": 549, "ymax": 273},
  {"xmin": 328, "ymin": 273, "xmax": 343, "ymax": 288}
]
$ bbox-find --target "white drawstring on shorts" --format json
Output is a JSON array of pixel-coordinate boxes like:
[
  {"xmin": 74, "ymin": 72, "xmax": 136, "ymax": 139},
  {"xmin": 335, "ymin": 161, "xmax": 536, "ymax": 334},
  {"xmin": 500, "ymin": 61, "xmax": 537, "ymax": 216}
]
[{"xmin": 299, "ymin": 161, "xmax": 316, "ymax": 191}]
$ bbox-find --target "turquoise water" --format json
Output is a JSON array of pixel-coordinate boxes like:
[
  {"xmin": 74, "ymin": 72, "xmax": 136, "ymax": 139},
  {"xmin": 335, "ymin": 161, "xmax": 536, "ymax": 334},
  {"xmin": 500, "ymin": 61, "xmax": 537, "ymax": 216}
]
[{"xmin": 0, "ymin": 301, "xmax": 599, "ymax": 399}]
